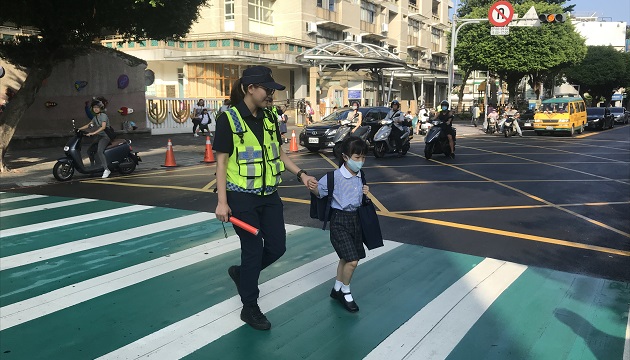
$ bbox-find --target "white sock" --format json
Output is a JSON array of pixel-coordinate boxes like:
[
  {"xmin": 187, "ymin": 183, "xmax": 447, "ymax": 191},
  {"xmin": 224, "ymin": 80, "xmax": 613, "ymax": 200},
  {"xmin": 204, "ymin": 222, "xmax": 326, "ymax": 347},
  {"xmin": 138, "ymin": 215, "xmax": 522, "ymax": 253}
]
[
  {"xmin": 341, "ymin": 284, "xmax": 353, "ymax": 302},
  {"xmin": 334, "ymin": 280, "xmax": 343, "ymax": 291}
]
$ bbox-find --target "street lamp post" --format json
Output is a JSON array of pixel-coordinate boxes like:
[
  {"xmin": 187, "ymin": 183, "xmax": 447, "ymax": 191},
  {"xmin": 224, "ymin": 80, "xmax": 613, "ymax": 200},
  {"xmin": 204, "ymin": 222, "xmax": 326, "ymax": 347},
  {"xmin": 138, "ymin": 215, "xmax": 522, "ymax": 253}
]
[{"xmin": 448, "ymin": 16, "xmax": 487, "ymax": 108}]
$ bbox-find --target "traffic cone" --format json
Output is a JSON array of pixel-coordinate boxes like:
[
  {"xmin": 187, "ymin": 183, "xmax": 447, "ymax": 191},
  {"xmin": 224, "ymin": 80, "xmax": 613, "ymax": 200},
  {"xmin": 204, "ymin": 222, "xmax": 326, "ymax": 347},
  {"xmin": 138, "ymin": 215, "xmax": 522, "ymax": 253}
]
[
  {"xmin": 162, "ymin": 139, "xmax": 178, "ymax": 167},
  {"xmin": 201, "ymin": 136, "xmax": 215, "ymax": 163},
  {"xmin": 290, "ymin": 130, "xmax": 299, "ymax": 152}
]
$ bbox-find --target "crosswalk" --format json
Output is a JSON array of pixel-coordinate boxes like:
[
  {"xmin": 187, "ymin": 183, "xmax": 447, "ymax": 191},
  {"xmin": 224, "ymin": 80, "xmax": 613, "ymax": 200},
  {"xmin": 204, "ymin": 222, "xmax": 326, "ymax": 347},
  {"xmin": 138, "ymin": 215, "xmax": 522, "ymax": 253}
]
[{"xmin": 0, "ymin": 191, "xmax": 628, "ymax": 360}]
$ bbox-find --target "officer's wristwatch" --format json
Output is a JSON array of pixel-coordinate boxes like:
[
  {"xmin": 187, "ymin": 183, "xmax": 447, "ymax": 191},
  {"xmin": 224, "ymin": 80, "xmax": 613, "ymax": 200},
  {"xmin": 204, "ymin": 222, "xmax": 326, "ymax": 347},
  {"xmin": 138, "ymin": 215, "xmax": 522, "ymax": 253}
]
[{"xmin": 297, "ymin": 169, "xmax": 308, "ymax": 182}]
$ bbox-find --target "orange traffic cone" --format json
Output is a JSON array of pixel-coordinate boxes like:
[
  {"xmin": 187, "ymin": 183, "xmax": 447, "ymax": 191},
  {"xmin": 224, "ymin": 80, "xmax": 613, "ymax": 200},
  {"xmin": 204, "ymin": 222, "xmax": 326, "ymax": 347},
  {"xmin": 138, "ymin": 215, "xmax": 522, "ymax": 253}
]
[
  {"xmin": 162, "ymin": 139, "xmax": 178, "ymax": 167},
  {"xmin": 290, "ymin": 130, "xmax": 299, "ymax": 152},
  {"xmin": 202, "ymin": 136, "xmax": 215, "ymax": 163}
]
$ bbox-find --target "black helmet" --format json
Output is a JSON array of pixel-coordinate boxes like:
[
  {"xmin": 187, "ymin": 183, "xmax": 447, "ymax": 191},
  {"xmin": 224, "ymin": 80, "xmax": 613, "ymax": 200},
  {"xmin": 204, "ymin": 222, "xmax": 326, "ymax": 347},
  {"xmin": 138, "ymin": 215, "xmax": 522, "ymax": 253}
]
[
  {"xmin": 440, "ymin": 100, "xmax": 449, "ymax": 108},
  {"xmin": 391, "ymin": 100, "xmax": 400, "ymax": 107},
  {"xmin": 90, "ymin": 100, "xmax": 105, "ymax": 109}
]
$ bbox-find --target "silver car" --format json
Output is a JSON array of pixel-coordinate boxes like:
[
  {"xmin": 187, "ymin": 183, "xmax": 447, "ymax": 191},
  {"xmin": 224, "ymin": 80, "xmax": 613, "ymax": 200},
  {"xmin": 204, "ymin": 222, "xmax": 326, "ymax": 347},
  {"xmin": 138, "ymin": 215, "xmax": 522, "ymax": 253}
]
[{"xmin": 610, "ymin": 107, "xmax": 629, "ymax": 124}]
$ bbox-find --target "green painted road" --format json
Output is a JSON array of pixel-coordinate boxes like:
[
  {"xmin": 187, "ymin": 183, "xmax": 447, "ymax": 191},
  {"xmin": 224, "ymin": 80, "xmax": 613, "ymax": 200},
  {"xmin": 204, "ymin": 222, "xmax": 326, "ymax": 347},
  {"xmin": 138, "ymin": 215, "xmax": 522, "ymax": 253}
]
[{"xmin": 0, "ymin": 192, "xmax": 628, "ymax": 360}]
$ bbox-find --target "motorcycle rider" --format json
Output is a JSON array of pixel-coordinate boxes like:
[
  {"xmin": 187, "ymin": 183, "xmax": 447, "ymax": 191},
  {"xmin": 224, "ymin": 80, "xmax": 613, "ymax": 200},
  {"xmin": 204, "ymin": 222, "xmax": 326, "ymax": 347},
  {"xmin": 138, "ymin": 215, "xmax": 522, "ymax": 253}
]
[
  {"xmin": 433, "ymin": 100, "xmax": 456, "ymax": 159},
  {"xmin": 78, "ymin": 99, "xmax": 112, "ymax": 178},
  {"xmin": 384, "ymin": 100, "xmax": 405, "ymax": 156},
  {"xmin": 500, "ymin": 105, "xmax": 523, "ymax": 137},
  {"xmin": 346, "ymin": 101, "xmax": 363, "ymax": 133},
  {"xmin": 416, "ymin": 104, "xmax": 430, "ymax": 135}
]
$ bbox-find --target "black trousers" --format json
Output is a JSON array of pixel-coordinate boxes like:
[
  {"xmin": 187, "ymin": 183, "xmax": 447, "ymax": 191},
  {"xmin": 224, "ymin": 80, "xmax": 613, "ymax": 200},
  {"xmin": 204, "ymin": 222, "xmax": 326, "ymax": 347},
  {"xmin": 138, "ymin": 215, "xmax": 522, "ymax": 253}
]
[
  {"xmin": 391, "ymin": 125, "xmax": 404, "ymax": 151},
  {"xmin": 227, "ymin": 190, "xmax": 286, "ymax": 305}
]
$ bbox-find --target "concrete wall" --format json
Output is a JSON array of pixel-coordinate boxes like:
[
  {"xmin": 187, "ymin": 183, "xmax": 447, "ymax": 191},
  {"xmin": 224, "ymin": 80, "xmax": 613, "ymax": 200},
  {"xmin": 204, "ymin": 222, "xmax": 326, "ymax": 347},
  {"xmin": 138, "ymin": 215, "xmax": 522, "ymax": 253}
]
[{"xmin": 2, "ymin": 48, "xmax": 146, "ymax": 140}]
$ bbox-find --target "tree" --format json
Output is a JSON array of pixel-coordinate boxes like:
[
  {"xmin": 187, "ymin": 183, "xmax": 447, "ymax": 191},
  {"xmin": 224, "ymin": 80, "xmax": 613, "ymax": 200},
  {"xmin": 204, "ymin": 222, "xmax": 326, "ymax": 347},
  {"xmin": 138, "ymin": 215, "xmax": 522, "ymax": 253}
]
[
  {"xmin": 0, "ymin": 0, "xmax": 207, "ymax": 171},
  {"xmin": 565, "ymin": 46, "xmax": 628, "ymax": 106},
  {"xmin": 454, "ymin": 1, "xmax": 586, "ymax": 105}
]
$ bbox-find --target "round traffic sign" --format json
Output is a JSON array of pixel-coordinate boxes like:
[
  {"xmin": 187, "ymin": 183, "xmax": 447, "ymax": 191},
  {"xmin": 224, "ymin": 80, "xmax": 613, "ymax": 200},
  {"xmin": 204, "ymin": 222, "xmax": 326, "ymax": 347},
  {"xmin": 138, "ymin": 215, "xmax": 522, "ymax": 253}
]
[{"xmin": 488, "ymin": 1, "xmax": 514, "ymax": 27}]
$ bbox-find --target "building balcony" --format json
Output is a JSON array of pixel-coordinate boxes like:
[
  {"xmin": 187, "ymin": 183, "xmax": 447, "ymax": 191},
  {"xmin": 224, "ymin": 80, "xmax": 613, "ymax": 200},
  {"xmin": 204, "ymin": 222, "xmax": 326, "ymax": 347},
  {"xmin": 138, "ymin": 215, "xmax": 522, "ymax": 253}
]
[
  {"xmin": 316, "ymin": 8, "xmax": 350, "ymax": 31},
  {"xmin": 360, "ymin": 21, "xmax": 377, "ymax": 34},
  {"xmin": 406, "ymin": 35, "xmax": 428, "ymax": 50}
]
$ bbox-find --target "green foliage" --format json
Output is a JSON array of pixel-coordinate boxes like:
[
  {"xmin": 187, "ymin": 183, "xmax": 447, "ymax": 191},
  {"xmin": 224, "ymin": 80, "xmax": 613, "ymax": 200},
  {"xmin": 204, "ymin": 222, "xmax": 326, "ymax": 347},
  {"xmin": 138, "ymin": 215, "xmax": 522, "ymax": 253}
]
[
  {"xmin": 0, "ymin": 0, "xmax": 208, "ymax": 67},
  {"xmin": 454, "ymin": 1, "xmax": 586, "ymax": 101},
  {"xmin": 457, "ymin": 0, "xmax": 575, "ymax": 17},
  {"xmin": 565, "ymin": 46, "xmax": 628, "ymax": 104}
]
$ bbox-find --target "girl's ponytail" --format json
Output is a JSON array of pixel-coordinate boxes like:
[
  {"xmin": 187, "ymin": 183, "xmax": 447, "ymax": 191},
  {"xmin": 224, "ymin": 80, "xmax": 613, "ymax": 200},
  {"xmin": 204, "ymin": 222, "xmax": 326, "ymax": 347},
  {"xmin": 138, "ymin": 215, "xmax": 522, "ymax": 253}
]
[{"xmin": 230, "ymin": 79, "xmax": 246, "ymax": 105}]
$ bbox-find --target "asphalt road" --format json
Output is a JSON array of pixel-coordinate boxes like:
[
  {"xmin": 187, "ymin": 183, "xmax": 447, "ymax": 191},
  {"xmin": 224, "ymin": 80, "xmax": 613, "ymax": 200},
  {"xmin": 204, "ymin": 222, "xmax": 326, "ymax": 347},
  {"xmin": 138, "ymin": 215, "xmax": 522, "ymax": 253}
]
[{"xmin": 5, "ymin": 125, "xmax": 630, "ymax": 282}]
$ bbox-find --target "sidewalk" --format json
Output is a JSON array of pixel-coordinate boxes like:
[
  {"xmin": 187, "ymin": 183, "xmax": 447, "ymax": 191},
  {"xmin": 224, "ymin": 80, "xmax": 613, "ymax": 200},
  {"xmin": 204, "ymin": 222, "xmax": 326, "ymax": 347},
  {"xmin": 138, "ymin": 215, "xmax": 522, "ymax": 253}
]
[{"xmin": 0, "ymin": 122, "xmax": 485, "ymax": 189}]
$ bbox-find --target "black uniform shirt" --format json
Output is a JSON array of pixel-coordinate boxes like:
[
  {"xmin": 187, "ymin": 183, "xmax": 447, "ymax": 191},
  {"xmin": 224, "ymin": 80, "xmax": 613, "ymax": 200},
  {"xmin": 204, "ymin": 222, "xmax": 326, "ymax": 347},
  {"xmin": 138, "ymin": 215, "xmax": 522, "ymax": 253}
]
[{"xmin": 213, "ymin": 101, "xmax": 282, "ymax": 156}]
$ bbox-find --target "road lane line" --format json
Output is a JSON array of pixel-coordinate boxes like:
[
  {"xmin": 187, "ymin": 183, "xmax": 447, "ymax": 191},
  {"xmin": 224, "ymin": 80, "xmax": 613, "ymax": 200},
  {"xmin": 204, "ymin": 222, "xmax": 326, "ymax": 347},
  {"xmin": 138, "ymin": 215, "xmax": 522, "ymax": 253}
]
[
  {"xmin": 409, "ymin": 152, "xmax": 630, "ymax": 239},
  {"xmin": 318, "ymin": 152, "xmax": 391, "ymax": 213},
  {"xmin": 98, "ymin": 240, "xmax": 402, "ymax": 360},
  {"xmin": 0, "ymin": 194, "xmax": 47, "ymax": 204},
  {"xmin": 0, "ymin": 205, "xmax": 152, "ymax": 238},
  {"xmin": 201, "ymin": 179, "xmax": 217, "ymax": 191},
  {"xmin": 379, "ymin": 211, "xmax": 630, "ymax": 257},
  {"xmin": 390, "ymin": 201, "xmax": 630, "ymax": 214},
  {"xmin": 82, "ymin": 180, "xmax": 212, "ymax": 193},
  {"xmin": 0, "ymin": 212, "xmax": 211, "ymax": 271},
  {"xmin": 0, "ymin": 225, "xmax": 302, "ymax": 331},
  {"xmin": 365, "ymin": 258, "xmax": 527, "ymax": 360},
  {"xmin": 0, "ymin": 198, "xmax": 98, "ymax": 217}
]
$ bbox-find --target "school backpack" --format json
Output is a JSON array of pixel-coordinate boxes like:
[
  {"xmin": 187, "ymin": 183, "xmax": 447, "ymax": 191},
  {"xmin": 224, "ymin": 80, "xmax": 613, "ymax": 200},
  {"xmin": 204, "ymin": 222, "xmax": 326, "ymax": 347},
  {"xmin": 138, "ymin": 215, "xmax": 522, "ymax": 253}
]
[{"xmin": 309, "ymin": 169, "xmax": 366, "ymax": 230}]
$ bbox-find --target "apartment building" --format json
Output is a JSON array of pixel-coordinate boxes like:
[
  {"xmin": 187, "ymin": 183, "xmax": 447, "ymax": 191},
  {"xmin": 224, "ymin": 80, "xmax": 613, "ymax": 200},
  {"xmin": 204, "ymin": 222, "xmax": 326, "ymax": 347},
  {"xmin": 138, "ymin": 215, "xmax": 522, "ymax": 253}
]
[{"xmin": 100, "ymin": 0, "xmax": 453, "ymax": 112}]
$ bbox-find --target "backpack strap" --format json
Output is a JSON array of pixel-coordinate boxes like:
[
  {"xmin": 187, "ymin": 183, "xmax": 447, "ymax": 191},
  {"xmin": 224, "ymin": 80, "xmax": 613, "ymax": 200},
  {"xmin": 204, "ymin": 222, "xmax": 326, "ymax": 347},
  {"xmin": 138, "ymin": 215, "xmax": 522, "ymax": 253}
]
[
  {"xmin": 360, "ymin": 170, "xmax": 369, "ymax": 206},
  {"xmin": 323, "ymin": 170, "xmax": 335, "ymax": 230}
]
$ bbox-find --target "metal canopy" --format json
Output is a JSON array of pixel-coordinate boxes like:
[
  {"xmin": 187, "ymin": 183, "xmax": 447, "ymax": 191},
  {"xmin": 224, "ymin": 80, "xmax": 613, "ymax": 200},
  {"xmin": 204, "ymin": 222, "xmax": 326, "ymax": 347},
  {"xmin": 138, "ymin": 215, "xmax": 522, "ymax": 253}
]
[{"xmin": 296, "ymin": 40, "xmax": 408, "ymax": 71}]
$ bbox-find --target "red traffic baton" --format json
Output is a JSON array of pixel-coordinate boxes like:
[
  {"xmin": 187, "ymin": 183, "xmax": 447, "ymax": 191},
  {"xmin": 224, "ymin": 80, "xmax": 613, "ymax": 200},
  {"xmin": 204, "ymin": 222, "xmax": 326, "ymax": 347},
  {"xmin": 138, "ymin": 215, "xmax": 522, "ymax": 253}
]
[{"xmin": 229, "ymin": 216, "xmax": 260, "ymax": 236}]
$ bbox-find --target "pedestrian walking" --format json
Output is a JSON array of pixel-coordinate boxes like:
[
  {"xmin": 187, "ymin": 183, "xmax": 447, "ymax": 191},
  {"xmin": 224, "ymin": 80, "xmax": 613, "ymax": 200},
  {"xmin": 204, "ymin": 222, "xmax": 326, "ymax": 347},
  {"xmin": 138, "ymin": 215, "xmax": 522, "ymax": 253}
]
[
  {"xmin": 192, "ymin": 99, "xmax": 206, "ymax": 137},
  {"xmin": 471, "ymin": 103, "xmax": 480, "ymax": 127},
  {"xmin": 308, "ymin": 136, "xmax": 370, "ymax": 313},
  {"xmin": 213, "ymin": 65, "xmax": 316, "ymax": 331}
]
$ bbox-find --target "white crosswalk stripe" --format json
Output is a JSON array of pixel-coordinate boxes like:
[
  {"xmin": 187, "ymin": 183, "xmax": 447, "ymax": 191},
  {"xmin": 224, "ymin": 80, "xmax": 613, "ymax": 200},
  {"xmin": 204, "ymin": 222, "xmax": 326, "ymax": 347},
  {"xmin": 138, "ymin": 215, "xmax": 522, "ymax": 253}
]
[
  {"xmin": 0, "ymin": 194, "xmax": 47, "ymax": 204},
  {"xmin": 0, "ymin": 198, "xmax": 98, "ymax": 217}
]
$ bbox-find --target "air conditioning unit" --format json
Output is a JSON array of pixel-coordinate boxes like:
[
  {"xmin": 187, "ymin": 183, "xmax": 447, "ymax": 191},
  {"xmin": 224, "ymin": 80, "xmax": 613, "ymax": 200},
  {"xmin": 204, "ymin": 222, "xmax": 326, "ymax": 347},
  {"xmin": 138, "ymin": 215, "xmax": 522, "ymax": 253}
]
[
  {"xmin": 381, "ymin": 23, "xmax": 389, "ymax": 33},
  {"xmin": 343, "ymin": 31, "xmax": 353, "ymax": 41},
  {"xmin": 421, "ymin": 50, "xmax": 432, "ymax": 59},
  {"xmin": 392, "ymin": 48, "xmax": 400, "ymax": 54},
  {"xmin": 379, "ymin": 40, "xmax": 387, "ymax": 48},
  {"xmin": 306, "ymin": 22, "xmax": 318, "ymax": 34}
]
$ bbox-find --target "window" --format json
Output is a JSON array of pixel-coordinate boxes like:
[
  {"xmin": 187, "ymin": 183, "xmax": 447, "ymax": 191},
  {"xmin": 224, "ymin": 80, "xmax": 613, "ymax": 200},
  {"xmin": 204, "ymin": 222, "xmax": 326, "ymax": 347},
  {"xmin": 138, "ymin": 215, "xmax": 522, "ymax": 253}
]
[
  {"xmin": 317, "ymin": 0, "xmax": 335, "ymax": 11},
  {"xmin": 316, "ymin": 28, "xmax": 342, "ymax": 45},
  {"xmin": 408, "ymin": 18, "xmax": 420, "ymax": 37},
  {"xmin": 361, "ymin": 1, "xmax": 377, "ymax": 23},
  {"xmin": 225, "ymin": 0, "xmax": 234, "ymax": 20},
  {"xmin": 431, "ymin": 27, "xmax": 441, "ymax": 44},
  {"xmin": 249, "ymin": 0, "xmax": 273, "ymax": 23},
  {"xmin": 187, "ymin": 63, "xmax": 240, "ymax": 98}
]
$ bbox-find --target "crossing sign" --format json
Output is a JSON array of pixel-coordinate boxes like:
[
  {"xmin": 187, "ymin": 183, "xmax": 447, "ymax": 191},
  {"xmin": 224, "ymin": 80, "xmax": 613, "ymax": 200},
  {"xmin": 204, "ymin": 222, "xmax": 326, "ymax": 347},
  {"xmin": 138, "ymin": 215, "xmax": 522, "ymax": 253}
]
[{"xmin": 488, "ymin": 1, "xmax": 514, "ymax": 27}]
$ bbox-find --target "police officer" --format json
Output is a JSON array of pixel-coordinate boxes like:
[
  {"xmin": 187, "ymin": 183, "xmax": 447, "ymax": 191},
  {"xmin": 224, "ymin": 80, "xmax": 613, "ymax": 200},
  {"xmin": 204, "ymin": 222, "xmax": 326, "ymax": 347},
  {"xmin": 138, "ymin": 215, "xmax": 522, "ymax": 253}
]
[
  {"xmin": 434, "ymin": 100, "xmax": 456, "ymax": 158},
  {"xmin": 213, "ymin": 66, "xmax": 316, "ymax": 331}
]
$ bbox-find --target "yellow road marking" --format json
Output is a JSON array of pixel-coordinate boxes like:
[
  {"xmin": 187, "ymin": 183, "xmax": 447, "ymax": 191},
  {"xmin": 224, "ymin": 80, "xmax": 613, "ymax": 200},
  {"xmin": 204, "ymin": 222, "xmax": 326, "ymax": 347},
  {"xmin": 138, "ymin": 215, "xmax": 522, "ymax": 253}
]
[
  {"xmin": 390, "ymin": 201, "xmax": 630, "ymax": 214},
  {"xmin": 202, "ymin": 179, "xmax": 217, "ymax": 191},
  {"xmin": 379, "ymin": 211, "xmax": 630, "ymax": 257},
  {"xmin": 318, "ymin": 153, "xmax": 390, "ymax": 213},
  {"xmin": 409, "ymin": 151, "xmax": 630, "ymax": 239},
  {"xmin": 82, "ymin": 180, "xmax": 212, "ymax": 193}
]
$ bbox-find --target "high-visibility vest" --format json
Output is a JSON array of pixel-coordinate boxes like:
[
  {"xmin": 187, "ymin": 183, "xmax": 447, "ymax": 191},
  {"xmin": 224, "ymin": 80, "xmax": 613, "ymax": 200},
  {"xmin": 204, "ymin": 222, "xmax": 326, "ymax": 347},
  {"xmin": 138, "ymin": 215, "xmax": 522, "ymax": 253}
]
[{"xmin": 224, "ymin": 107, "xmax": 285, "ymax": 195}]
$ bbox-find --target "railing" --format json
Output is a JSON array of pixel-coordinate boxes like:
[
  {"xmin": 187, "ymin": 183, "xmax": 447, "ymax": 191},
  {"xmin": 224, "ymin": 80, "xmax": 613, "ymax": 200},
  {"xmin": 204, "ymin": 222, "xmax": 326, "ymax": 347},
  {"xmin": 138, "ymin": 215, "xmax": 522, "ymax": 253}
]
[{"xmin": 146, "ymin": 97, "xmax": 225, "ymax": 135}]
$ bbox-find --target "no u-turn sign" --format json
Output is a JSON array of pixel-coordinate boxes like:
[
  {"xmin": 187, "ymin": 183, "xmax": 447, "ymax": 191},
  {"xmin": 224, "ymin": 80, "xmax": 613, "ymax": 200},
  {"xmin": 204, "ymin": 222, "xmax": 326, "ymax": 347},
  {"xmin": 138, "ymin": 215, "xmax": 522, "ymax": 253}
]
[{"xmin": 488, "ymin": 1, "xmax": 514, "ymax": 27}]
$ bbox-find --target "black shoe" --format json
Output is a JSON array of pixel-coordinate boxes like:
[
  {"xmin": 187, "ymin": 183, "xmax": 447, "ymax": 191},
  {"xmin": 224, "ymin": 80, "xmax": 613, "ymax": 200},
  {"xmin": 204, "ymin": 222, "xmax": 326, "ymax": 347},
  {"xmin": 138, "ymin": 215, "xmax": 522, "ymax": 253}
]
[
  {"xmin": 338, "ymin": 292, "xmax": 359, "ymax": 313},
  {"xmin": 228, "ymin": 265, "xmax": 241, "ymax": 294},
  {"xmin": 450, "ymin": 153, "xmax": 455, "ymax": 159},
  {"xmin": 241, "ymin": 303, "xmax": 271, "ymax": 330},
  {"xmin": 330, "ymin": 287, "xmax": 341, "ymax": 300}
]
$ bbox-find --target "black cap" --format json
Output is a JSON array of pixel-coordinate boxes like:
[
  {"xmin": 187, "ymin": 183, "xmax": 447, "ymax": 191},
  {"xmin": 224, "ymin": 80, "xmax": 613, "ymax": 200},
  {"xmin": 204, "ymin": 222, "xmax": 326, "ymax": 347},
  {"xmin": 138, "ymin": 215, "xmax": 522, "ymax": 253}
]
[{"xmin": 241, "ymin": 66, "xmax": 286, "ymax": 90}]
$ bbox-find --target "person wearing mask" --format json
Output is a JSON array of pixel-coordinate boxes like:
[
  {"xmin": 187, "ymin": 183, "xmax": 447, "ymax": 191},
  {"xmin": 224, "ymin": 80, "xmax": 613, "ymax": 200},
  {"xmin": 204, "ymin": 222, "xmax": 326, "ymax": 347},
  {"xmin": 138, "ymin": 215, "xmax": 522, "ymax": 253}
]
[
  {"xmin": 78, "ymin": 99, "xmax": 112, "ymax": 178},
  {"xmin": 213, "ymin": 66, "xmax": 316, "ymax": 331},
  {"xmin": 416, "ymin": 104, "xmax": 430, "ymax": 135},
  {"xmin": 384, "ymin": 100, "xmax": 405, "ymax": 156},
  {"xmin": 501, "ymin": 105, "xmax": 523, "ymax": 137},
  {"xmin": 346, "ymin": 101, "xmax": 363, "ymax": 133},
  {"xmin": 433, "ymin": 100, "xmax": 456, "ymax": 158}
]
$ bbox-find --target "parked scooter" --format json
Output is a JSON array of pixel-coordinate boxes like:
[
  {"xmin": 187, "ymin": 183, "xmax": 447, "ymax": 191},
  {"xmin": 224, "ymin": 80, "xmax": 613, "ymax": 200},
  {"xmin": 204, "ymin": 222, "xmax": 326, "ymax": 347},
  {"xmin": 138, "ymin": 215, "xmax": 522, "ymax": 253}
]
[
  {"xmin": 424, "ymin": 120, "xmax": 456, "ymax": 159},
  {"xmin": 53, "ymin": 120, "xmax": 141, "ymax": 181},
  {"xmin": 332, "ymin": 119, "xmax": 371, "ymax": 158},
  {"xmin": 502, "ymin": 116, "xmax": 519, "ymax": 137},
  {"xmin": 372, "ymin": 120, "xmax": 411, "ymax": 158}
]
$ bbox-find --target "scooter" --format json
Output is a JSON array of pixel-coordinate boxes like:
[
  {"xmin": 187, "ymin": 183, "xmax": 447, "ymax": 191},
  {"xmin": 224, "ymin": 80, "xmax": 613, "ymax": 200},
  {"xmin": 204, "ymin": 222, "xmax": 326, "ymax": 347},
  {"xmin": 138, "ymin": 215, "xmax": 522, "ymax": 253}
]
[
  {"xmin": 372, "ymin": 120, "xmax": 411, "ymax": 158},
  {"xmin": 424, "ymin": 120, "xmax": 456, "ymax": 160},
  {"xmin": 53, "ymin": 120, "xmax": 141, "ymax": 181},
  {"xmin": 486, "ymin": 117, "xmax": 498, "ymax": 134},
  {"xmin": 419, "ymin": 116, "xmax": 432, "ymax": 135},
  {"xmin": 503, "ymin": 116, "xmax": 519, "ymax": 137},
  {"xmin": 332, "ymin": 119, "xmax": 371, "ymax": 158}
]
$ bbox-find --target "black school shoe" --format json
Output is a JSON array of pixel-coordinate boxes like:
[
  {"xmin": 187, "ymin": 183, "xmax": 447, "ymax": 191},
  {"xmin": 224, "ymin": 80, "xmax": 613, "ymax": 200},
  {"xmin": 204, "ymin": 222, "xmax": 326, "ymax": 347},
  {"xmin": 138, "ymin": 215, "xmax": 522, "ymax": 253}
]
[
  {"xmin": 330, "ymin": 287, "xmax": 341, "ymax": 300},
  {"xmin": 338, "ymin": 292, "xmax": 359, "ymax": 313},
  {"xmin": 228, "ymin": 265, "xmax": 241, "ymax": 294},
  {"xmin": 241, "ymin": 303, "xmax": 271, "ymax": 330}
]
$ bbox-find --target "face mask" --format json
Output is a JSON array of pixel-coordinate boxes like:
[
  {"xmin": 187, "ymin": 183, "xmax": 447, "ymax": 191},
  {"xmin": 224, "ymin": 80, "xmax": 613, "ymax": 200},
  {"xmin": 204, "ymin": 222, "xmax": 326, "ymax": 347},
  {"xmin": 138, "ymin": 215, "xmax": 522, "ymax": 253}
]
[
  {"xmin": 344, "ymin": 155, "xmax": 364, "ymax": 173},
  {"xmin": 441, "ymin": 106, "xmax": 448, "ymax": 111}
]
